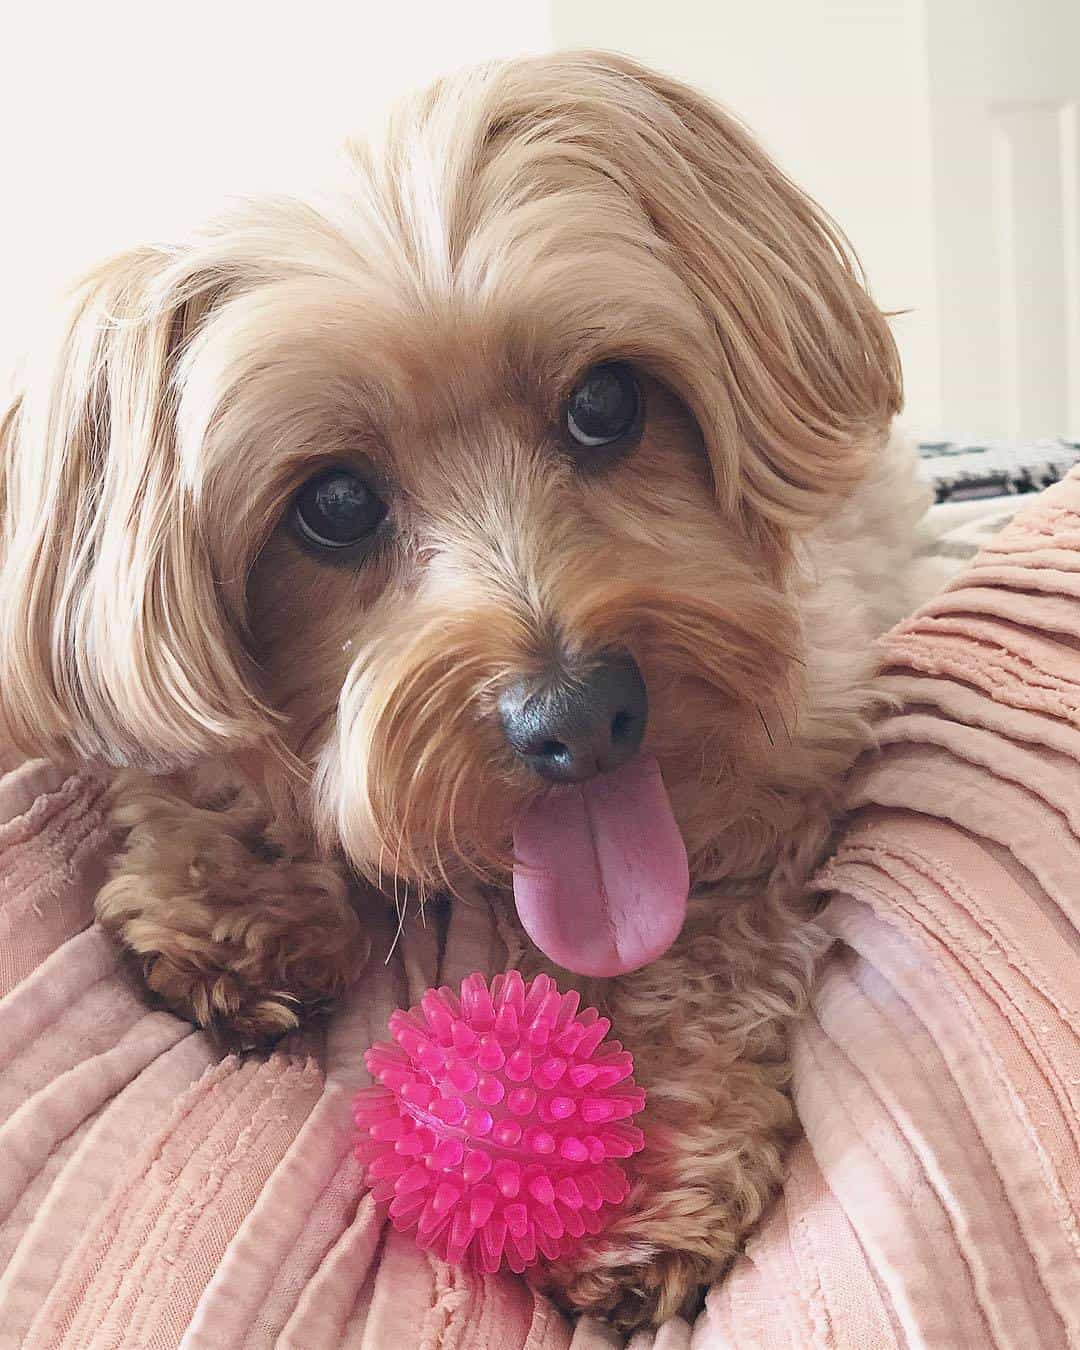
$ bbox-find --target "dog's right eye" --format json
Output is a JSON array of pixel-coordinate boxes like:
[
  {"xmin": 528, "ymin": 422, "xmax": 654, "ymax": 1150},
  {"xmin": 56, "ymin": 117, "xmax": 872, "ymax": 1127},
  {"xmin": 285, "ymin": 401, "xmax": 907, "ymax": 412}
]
[
  {"xmin": 292, "ymin": 467, "xmax": 387, "ymax": 551},
  {"xmin": 563, "ymin": 362, "xmax": 643, "ymax": 468}
]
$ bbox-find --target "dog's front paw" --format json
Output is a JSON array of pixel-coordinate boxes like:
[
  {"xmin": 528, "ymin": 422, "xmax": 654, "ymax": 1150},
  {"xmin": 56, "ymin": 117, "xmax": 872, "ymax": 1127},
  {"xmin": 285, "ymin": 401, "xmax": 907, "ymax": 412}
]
[
  {"xmin": 97, "ymin": 775, "xmax": 369, "ymax": 1047},
  {"xmin": 106, "ymin": 881, "xmax": 366, "ymax": 1046},
  {"xmin": 537, "ymin": 1074, "xmax": 791, "ymax": 1330},
  {"xmin": 544, "ymin": 1239, "xmax": 718, "ymax": 1331},
  {"xmin": 132, "ymin": 944, "xmax": 332, "ymax": 1046}
]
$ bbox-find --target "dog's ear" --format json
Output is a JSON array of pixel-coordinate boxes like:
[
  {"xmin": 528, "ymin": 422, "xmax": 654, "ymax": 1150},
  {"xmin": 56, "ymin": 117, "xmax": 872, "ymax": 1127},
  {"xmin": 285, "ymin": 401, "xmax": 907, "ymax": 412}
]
[
  {"xmin": 0, "ymin": 249, "xmax": 272, "ymax": 768},
  {"xmin": 493, "ymin": 52, "xmax": 903, "ymax": 529}
]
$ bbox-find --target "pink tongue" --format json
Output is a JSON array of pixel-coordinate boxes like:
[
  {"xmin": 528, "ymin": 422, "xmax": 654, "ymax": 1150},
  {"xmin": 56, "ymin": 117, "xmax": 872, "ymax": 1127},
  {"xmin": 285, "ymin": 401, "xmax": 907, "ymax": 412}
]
[{"xmin": 512, "ymin": 755, "xmax": 689, "ymax": 977}]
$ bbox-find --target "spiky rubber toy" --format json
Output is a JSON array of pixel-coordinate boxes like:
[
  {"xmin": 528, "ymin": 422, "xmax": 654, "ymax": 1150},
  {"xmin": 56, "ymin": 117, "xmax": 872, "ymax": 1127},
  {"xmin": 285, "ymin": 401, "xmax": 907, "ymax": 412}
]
[{"xmin": 352, "ymin": 970, "xmax": 646, "ymax": 1274}]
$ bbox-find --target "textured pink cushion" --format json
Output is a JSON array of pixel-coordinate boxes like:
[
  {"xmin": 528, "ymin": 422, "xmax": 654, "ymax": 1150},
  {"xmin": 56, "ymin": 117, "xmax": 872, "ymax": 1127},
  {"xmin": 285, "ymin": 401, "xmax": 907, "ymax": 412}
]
[
  {"xmin": 710, "ymin": 473, "xmax": 1080, "ymax": 1348},
  {"xmin": 3, "ymin": 474, "xmax": 1080, "ymax": 1347}
]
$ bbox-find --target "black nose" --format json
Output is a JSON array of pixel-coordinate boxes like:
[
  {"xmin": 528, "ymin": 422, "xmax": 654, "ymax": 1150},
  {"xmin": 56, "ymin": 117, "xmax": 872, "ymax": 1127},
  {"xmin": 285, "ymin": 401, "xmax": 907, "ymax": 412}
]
[{"xmin": 498, "ymin": 649, "xmax": 648, "ymax": 784}]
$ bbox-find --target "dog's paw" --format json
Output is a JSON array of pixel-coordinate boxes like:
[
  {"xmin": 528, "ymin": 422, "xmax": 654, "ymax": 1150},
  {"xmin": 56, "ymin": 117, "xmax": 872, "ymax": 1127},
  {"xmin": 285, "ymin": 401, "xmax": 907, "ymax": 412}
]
[
  {"xmin": 97, "ymin": 774, "xmax": 369, "ymax": 1047},
  {"xmin": 539, "ymin": 1168, "xmax": 738, "ymax": 1331},
  {"xmin": 537, "ymin": 1091, "xmax": 787, "ymax": 1330},
  {"xmin": 543, "ymin": 1239, "xmax": 719, "ymax": 1331},
  {"xmin": 132, "ymin": 943, "xmax": 340, "ymax": 1047}
]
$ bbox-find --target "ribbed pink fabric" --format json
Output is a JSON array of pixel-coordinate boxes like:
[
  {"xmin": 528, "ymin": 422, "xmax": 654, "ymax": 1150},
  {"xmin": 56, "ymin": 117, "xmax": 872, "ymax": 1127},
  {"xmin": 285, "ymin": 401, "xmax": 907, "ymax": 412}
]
[
  {"xmin": 3, "ymin": 474, "xmax": 1080, "ymax": 1346},
  {"xmin": 699, "ymin": 471, "xmax": 1080, "ymax": 1349}
]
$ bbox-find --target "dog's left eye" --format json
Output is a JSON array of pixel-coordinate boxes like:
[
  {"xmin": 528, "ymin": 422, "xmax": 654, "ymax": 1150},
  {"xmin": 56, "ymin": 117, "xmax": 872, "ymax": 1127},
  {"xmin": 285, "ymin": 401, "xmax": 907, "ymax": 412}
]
[
  {"xmin": 292, "ymin": 467, "xmax": 387, "ymax": 551},
  {"xmin": 564, "ymin": 362, "xmax": 642, "ymax": 456}
]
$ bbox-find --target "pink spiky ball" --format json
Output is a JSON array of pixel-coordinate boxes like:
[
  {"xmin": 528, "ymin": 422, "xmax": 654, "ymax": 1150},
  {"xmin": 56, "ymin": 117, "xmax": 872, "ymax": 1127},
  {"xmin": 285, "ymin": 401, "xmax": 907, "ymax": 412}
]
[{"xmin": 353, "ymin": 970, "xmax": 645, "ymax": 1274}]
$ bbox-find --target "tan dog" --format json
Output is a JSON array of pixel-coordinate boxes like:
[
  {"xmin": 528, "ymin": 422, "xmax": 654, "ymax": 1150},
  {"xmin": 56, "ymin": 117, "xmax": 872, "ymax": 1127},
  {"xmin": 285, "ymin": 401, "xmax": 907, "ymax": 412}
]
[{"xmin": 0, "ymin": 52, "xmax": 927, "ymax": 1328}]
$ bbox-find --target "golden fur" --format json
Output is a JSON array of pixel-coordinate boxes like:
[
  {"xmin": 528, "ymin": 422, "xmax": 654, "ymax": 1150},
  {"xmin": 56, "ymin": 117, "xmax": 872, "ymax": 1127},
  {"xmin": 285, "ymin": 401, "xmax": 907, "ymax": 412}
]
[{"xmin": 0, "ymin": 52, "xmax": 927, "ymax": 1327}]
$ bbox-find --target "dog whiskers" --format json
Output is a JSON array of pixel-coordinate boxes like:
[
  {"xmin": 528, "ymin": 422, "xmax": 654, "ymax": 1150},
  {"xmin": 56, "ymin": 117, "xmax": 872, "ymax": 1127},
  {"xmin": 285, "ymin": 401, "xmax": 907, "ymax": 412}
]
[
  {"xmin": 756, "ymin": 705, "xmax": 775, "ymax": 746},
  {"xmin": 385, "ymin": 800, "xmax": 411, "ymax": 963},
  {"xmin": 417, "ymin": 877, "xmax": 429, "ymax": 929},
  {"xmin": 376, "ymin": 841, "xmax": 388, "ymax": 897},
  {"xmin": 786, "ymin": 689, "xmax": 800, "ymax": 736},
  {"xmin": 385, "ymin": 904, "xmax": 408, "ymax": 964}
]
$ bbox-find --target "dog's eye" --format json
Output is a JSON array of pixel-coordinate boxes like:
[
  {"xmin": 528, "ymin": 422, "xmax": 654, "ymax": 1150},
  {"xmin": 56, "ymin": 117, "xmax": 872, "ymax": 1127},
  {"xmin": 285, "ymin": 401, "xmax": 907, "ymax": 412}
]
[
  {"xmin": 292, "ymin": 467, "xmax": 387, "ymax": 551},
  {"xmin": 564, "ymin": 363, "xmax": 642, "ymax": 456}
]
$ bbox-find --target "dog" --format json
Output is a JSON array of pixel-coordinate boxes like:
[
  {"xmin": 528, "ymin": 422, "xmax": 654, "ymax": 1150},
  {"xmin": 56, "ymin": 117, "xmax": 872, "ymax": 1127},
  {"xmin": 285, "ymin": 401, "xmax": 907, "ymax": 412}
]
[{"xmin": 0, "ymin": 51, "xmax": 928, "ymax": 1328}]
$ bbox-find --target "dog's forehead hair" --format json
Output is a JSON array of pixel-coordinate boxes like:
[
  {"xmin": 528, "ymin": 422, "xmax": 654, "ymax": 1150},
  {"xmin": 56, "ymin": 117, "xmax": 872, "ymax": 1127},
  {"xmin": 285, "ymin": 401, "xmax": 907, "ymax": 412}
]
[
  {"xmin": 371, "ymin": 311, "xmax": 541, "ymax": 446},
  {"xmin": 296, "ymin": 295, "xmax": 611, "ymax": 497}
]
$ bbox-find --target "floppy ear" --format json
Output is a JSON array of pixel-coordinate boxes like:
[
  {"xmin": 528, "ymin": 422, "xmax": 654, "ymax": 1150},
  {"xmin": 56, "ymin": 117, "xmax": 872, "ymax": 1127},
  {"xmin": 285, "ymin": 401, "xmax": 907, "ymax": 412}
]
[
  {"xmin": 0, "ymin": 249, "xmax": 272, "ymax": 768},
  {"xmin": 496, "ymin": 52, "xmax": 903, "ymax": 529}
]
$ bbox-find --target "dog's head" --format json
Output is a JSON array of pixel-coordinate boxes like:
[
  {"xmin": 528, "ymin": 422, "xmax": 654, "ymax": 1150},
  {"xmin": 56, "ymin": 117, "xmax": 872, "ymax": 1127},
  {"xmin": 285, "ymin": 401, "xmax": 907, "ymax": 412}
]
[{"xmin": 0, "ymin": 53, "xmax": 900, "ymax": 976}]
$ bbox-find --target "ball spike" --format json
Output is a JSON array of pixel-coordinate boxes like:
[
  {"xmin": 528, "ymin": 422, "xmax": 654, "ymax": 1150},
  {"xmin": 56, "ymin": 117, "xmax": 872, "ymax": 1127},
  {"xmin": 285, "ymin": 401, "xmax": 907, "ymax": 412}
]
[
  {"xmin": 494, "ymin": 1003, "xmax": 519, "ymax": 1043},
  {"xmin": 534, "ymin": 1203, "xmax": 564, "ymax": 1240},
  {"xmin": 533, "ymin": 1056, "xmax": 567, "ymax": 1090},
  {"xmin": 480, "ymin": 1215, "xmax": 507, "ymax": 1273},
  {"xmin": 555, "ymin": 988, "xmax": 580, "ymax": 1029},
  {"xmin": 469, "ymin": 1185, "xmax": 497, "ymax": 1228},
  {"xmin": 462, "ymin": 1149, "xmax": 493, "ymax": 1184},
  {"xmin": 445, "ymin": 1210, "xmax": 477, "ymax": 1265},
  {"xmin": 420, "ymin": 988, "xmax": 457, "ymax": 1041},
  {"xmin": 577, "ymin": 1017, "xmax": 612, "ymax": 1059},
  {"xmin": 459, "ymin": 973, "xmax": 495, "ymax": 1030},
  {"xmin": 505, "ymin": 1049, "xmax": 533, "ymax": 1083},
  {"xmin": 388, "ymin": 1188, "xmax": 427, "ymax": 1222}
]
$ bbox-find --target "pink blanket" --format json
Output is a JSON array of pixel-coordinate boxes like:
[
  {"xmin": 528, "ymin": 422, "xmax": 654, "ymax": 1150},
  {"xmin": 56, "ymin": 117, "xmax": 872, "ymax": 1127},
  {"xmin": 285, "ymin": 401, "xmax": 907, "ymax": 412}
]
[{"xmin": 3, "ymin": 475, "xmax": 1080, "ymax": 1348}]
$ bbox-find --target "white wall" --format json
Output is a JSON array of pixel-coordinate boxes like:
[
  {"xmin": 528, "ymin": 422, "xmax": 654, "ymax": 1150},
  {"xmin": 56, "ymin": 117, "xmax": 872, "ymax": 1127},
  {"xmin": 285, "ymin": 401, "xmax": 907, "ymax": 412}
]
[
  {"xmin": 922, "ymin": 0, "xmax": 1080, "ymax": 441},
  {"xmin": 0, "ymin": 0, "xmax": 551, "ymax": 384},
  {"xmin": 554, "ymin": 0, "xmax": 944, "ymax": 437},
  {"xmin": 4, "ymin": 1, "xmax": 1076, "ymax": 441},
  {"xmin": 555, "ymin": 0, "xmax": 1080, "ymax": 442}
]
